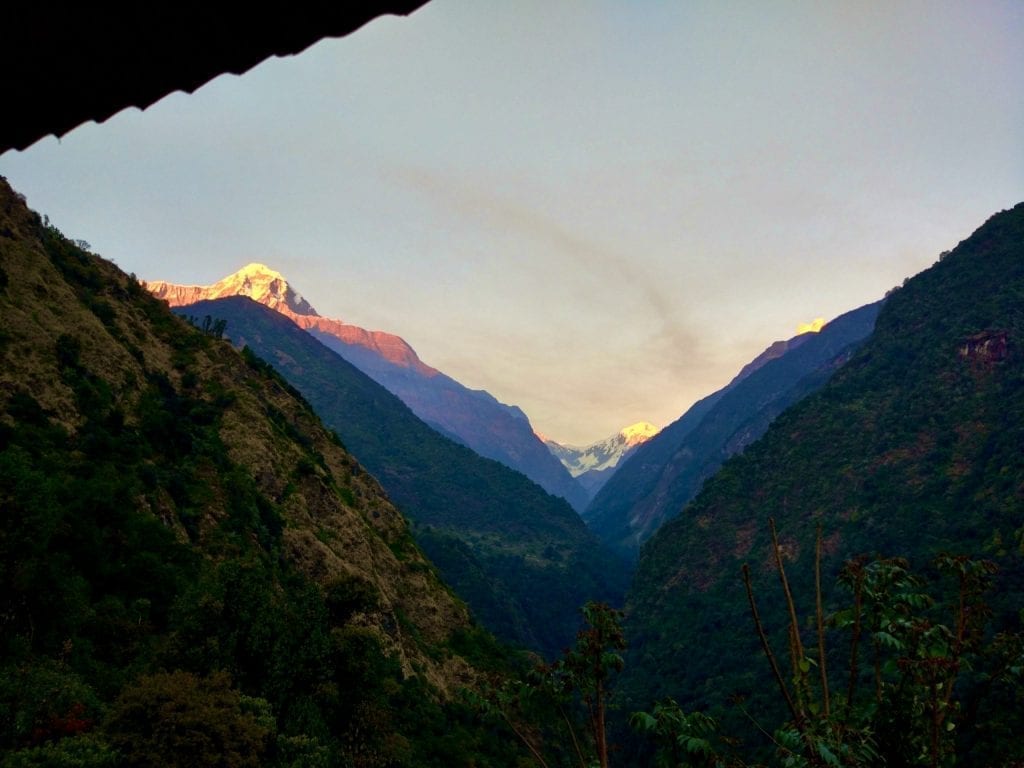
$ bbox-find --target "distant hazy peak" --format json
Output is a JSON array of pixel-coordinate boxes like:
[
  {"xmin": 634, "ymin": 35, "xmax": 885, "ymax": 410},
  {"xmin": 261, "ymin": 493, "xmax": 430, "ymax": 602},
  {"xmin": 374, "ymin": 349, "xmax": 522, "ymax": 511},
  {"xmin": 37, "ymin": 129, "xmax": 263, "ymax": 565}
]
[
  {"xmin": 728, "ymin": 334, "xmax": 811, "ymax": 387},
  {"xmin": 540, "ymin": 422, "xmax": 659, "ymax": 452},
  {"xmin": 724, "ymin": 318, "xmax": 832, "ymax": 390},
  {"xmin": 796, "ymin": 317, "xmax": 827, "ymax": 334}
]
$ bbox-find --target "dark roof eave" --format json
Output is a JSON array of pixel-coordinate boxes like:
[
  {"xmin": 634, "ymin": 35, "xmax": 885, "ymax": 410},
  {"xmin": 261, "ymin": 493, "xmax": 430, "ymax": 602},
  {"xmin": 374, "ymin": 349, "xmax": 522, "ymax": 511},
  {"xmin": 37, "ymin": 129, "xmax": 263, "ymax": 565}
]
[{"xmin": 1, "ymin": 3, "xmax": 429, "ymax": 154}]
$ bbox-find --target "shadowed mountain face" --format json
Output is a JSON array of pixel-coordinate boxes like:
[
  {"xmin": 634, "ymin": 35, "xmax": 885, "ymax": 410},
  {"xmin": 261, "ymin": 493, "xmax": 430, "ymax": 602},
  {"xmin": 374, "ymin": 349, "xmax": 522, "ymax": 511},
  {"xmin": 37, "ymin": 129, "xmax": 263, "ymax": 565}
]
[
  {"xmin": 623, "ymin": 202, "xmax": 1024, "ymax": 744},
  {"xmin": 176, "ymin": 295, "xmax": 628, "ymax": 657},
  {"xmin": 584, "ymin": 300, "xmax": 882, "ymax": 556},
  {"xmin": 149, "ymin": 265, "xmax": 589, "ymax": 512}
]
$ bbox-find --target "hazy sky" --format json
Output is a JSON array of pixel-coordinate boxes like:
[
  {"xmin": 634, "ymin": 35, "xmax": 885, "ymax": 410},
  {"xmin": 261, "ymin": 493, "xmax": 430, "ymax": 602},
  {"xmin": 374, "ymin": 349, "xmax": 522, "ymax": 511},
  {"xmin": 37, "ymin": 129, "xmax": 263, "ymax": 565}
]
[{"xmin": 2, "ymin": 1, "xmax": 1022, "ymax": 444}]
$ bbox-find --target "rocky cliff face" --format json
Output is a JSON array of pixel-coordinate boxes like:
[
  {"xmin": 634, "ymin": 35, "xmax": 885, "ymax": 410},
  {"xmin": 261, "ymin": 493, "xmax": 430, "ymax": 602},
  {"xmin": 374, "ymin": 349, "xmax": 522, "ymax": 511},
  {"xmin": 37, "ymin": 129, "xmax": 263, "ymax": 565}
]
[{"xmin": 149, "ymin": 263, "xmax": 589, "ymax": 511}]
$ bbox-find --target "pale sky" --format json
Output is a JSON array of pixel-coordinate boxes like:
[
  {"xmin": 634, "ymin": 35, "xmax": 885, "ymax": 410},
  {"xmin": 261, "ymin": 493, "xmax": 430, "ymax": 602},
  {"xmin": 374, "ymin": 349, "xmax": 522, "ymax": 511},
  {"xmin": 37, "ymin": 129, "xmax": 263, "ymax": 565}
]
[{"xmin": 2, "ymin": 1, "xmax": 1022, "ymax": 444}]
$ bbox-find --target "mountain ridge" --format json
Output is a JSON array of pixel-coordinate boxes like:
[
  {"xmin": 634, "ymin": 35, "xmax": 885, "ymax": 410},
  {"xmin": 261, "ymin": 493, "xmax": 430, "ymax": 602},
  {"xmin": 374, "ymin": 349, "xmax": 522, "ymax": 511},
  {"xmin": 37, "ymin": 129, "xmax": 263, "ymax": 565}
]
[
  {"xmin": 584, "ymin": 300, "xmax": 882, "ymax": 555},
  {"xmin": 0, "ymin": 178, "xmax": 526, "ymax": 764},
  {"xmin": 147, "ymin": 263, "xmax": 435, "ymax": 373},
  {"xmin": 176, "ymin": 293, "xmax": 627, "ymax": 657},
  {"xmin": 149, "ymin": 263, "xmax": 589, "ymax": 511}
]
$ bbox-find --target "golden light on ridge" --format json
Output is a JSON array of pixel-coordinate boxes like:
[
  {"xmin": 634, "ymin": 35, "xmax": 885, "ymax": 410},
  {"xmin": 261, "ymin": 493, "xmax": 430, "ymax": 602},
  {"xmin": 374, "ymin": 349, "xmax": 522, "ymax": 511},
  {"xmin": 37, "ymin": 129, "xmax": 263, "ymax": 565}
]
[{"xmin": 796, "ymin": 317, "xmax": 826, "ymax": 334}]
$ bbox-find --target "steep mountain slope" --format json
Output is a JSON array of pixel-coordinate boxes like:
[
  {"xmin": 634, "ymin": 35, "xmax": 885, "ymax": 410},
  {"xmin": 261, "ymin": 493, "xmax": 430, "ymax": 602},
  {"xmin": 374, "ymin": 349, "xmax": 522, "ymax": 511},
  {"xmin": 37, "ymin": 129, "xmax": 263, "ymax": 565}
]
[
  {"xmin": 176, "ymin": 295, "xmax": 627, "ymax": 657},
  {"xmin": 624, "ymin": 202, "xmax": 1024, "ymax": 740},
  {"xmin": 0, "ymin": 179, "xmax": 520, "ymax": 765},
  {"xmin": 544, "ymin": 422, "xmax": 659, "ymax": 499},
  {"xmin": 585, "ymin": 301, "xmax": 881, "ymax": 555},
  {"xmin": 149, "ymin": 265, "xmax": 590, "ymax": 511}
]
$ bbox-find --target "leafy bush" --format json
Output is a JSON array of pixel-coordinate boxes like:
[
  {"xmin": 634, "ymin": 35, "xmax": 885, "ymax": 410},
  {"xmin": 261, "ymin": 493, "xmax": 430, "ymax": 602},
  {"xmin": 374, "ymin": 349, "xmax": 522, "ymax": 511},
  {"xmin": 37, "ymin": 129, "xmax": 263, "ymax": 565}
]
[{"xmin": 105, "ymin": 671, "xmax": 271, "ymax": 768}]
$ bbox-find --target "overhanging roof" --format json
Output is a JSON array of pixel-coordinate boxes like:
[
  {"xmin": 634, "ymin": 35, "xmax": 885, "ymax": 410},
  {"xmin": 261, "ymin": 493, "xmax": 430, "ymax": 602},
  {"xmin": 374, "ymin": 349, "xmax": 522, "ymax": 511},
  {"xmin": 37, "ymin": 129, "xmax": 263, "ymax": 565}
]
[{"xmin": 1, "ymin": 3, "xmax": 428, "ymax": 154}]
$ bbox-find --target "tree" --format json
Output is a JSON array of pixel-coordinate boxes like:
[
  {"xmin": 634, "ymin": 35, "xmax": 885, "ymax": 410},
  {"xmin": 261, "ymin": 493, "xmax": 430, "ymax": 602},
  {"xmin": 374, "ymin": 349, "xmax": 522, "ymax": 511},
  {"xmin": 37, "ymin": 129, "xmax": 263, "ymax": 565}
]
[
  {"xmin": 632, "ymin": 522, "xmax": 1024, "ymax": 767},
  {"xmin": 739, "ymin": 520, "xmax": 1024, "ymax": 767},
  {"xmin": 630, "ymin": 699, "xmax": 731, "ymax": 768},
  {"xmin": 469, "ymin": 601, "xmax": 626, "ymax": 768},
  {"xmin": 548, "ymin": 602, "xmax": 626, "ymax": 768},
  {"xmin": 105, "ymin": 670, "xmax": 272, "ymax": 768}
]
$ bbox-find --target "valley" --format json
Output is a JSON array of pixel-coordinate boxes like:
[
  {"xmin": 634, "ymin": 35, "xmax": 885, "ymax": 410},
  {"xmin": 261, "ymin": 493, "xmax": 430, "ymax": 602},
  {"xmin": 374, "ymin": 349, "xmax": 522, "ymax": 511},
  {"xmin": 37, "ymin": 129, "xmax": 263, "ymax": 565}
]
[
  {"xmin": 3, "ymin": 177, "xmax": 1021, "ymax": 765},
  {"xmin": 3, "ymin": 2, "xmax": 1022, "ymax": 764}
]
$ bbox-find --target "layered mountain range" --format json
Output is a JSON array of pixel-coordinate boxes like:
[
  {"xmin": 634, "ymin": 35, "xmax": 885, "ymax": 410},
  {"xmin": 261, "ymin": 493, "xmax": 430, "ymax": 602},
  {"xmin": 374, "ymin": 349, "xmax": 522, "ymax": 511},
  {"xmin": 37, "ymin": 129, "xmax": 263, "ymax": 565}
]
[
  {"xmin": 148, "ymin": 265, "xmax": 590, "ymax": 511},
  {"xmin": 543, "ymin": 422, "xmax": 659, "ymax": 499},
  {"xmin": 584, "ymin": 300, "xmax": 882, "ymax": 555}
]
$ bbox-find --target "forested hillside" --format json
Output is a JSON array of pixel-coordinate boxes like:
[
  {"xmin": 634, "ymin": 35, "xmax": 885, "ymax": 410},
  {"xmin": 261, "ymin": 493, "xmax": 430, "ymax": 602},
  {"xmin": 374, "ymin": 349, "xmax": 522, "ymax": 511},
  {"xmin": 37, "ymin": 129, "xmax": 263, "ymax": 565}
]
[
  {"xmin": 0, "ymin": 179, "xmax": 522, "ymax": 766},
  {"xmin": 624, "ymin": 202, "xmax": 1024, "ymax": 763}
]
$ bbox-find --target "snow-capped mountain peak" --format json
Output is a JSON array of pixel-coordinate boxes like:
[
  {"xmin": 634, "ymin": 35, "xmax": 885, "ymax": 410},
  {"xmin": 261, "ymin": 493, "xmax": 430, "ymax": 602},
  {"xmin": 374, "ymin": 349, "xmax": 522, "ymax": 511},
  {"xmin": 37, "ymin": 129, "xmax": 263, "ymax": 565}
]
[
  {"xmin": 545, "ymin": 422, "xmax": 660, "ymax": 478},
  {"xmin": 209, "ymin": 263, "xmax": 319, "ymax": 317},
  {"xmin": 620, "ymin": 421, "xmax": 658, "ymax": 446},
  {"xmin": 146, "ymin": 263, "xmax": 591, "ymax": 510},
  {"xmin": 146, "ymin": 262, "xmax": 319, "ymax": 319}
]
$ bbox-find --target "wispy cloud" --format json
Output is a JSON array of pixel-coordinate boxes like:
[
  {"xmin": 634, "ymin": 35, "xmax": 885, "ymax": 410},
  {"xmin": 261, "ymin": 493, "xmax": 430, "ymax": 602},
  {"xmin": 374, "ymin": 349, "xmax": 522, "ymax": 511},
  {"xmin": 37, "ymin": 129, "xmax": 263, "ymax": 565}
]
[{"xmin": 390, "ymin": 165, "xmax": 709, "ymax": 373}]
